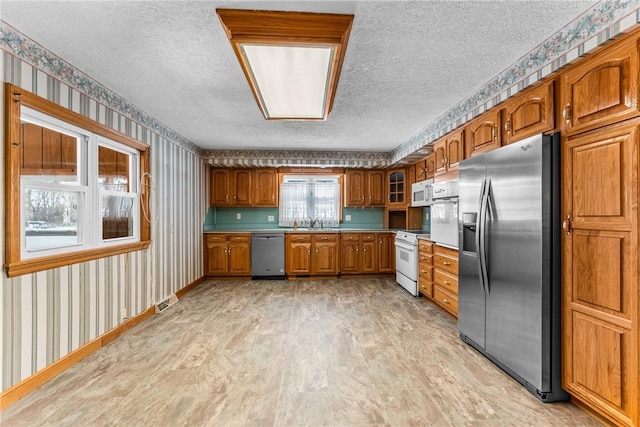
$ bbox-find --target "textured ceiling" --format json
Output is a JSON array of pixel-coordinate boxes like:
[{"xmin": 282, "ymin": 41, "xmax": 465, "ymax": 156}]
[{"xmin": 1, "ymin": 0, "xmax": 598, "ymax": 155}]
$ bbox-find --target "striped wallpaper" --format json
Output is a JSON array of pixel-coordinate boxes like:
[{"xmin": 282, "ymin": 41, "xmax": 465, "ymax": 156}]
[{"xmin": 0, "ymin": 49, "xmax": 206, "ymax": 392}]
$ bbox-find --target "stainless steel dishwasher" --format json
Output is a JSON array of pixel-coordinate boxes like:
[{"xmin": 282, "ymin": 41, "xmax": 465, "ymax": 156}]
[{"xmin": 251, "ymin": 233, "xmax": 285, "ymax": 279}]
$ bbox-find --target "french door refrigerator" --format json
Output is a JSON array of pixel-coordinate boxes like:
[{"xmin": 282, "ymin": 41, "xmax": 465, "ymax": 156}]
[{"xmin": 458, "ymin": 133, "xmax": 567, "ymax": 402}]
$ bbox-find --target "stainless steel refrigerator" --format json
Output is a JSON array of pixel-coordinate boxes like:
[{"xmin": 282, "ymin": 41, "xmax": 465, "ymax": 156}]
[{"xmin": 458, "ymin": 133, "xmax": 567, "ymax": 402}]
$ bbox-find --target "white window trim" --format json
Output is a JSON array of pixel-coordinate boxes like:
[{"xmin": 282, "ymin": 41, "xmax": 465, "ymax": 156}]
[{"xmin": 19, "ymin": 107, "xmax": 141, "ymax": 259}]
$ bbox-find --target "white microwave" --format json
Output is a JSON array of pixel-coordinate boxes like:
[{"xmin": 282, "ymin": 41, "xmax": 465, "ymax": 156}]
[{"xmin": 411, "ymin": 179, "xmax": 433, "ymax": 207}]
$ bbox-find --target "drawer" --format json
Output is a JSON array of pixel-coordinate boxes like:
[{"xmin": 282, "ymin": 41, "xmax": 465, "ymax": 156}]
[
  {"xmin": 434, "ymin": 269, "xmax": 458, "ymax": 295},
  {"xmin": 342, "ymin": 233, "xmax": 360, "ymax": 241},
  {"xmin": 419, "ymin": 279, "xmax": 432, "ymax": 298},
  {"xmin": 206, "ymin": 234, "xmax": 226, "ymax": 242},
  {"xmin": 361, "ymin": 233, "xmax": 376, "ymax": 241},
  {"xmin": 314, "ymin": 233, "xmax": 338, "ymax": 242},
  {"xmin": 434, "ymin": 253, "xmax": 458, "ymax": 275},
  {"xmin": 419, "ymin": 253, "xmax": 433, "ymax": 264},
  {"xmin": 433, "ymin": 286, "xmax": 458, "ymax": 317},
  {"xmin": 289, "ymin": 233, "xmax": 312, "ymax": 242},
  {"xmin": 419, "ymin": 264, "xmax": 433, "ymax": 281},
  {"xmin": 435, "ymin": 244, "xmax": 457, "ymax": 258},
  {"xmin": 229, "ymin": 234, "xmax": 250, "ymax": 242},
  {"xmin": 418, "ymin": 240, "xmax": 433, "ymax": 254}
]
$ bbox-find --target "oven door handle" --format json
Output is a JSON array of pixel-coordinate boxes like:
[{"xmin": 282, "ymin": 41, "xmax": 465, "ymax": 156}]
[{"xmin": 394, "ymin": 239, "xmax": 417, "ymax": 251}]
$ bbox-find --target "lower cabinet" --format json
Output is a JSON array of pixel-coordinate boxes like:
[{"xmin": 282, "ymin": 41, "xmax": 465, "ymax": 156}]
[
  {"xmin": 418, "ymin": 239, "xmax": 433, "ymax": 297},
  {"xmin": 432, "ymin": 244, "xmax": 459, "ymax": 317},
  {"xmin": 340, "ymin": 232, "xmax": 395, "ymax": 274},
  {"xmin": 204, "ymin": 233, "xmax": 251, "ymax": 276},
  {"xmin": 377, "ymin": 232, "xmax": 395, "ymax": 273},
  {"xmin": 286, "ymin": 233, "xmax": 339, "ymax": 277}
]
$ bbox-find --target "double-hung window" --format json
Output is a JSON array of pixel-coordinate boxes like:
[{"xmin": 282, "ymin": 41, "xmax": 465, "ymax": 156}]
[
  {"xmin": 279, "ymin": 175, "xmax": 341, "ymax": 227},
  {"xmin": 4, "ymin": 83, "xmax": 150, "ymax": 277}
]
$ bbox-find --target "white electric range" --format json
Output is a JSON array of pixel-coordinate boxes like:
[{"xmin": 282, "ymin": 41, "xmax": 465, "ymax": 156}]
[{"xmin": 394, "ymin": 230, "xmax": 430, "ymax": 296}]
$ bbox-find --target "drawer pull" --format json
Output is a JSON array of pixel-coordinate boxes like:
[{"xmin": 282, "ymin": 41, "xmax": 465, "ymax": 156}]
[
  {"xmin": 442, "ymin": 261, "xmax": 451, "ymax": 266},
  {"xmin": 443, "ymin": 280, "xmax": 450, "ymax": 285},
  {"xmin": 443, "ymin": 298, "xmax": 450, "ymax": 304}
]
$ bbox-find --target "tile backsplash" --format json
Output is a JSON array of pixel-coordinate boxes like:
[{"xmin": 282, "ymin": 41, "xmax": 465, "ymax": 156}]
[{"xmin": 204, "ymin": 207, "xmax": 385, "ymax": 230}]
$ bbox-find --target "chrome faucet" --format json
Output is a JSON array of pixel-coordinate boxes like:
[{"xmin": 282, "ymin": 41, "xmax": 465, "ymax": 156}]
[{"xmin": 309, "ymin": 218, "xmax": 320, "ymax": 228}]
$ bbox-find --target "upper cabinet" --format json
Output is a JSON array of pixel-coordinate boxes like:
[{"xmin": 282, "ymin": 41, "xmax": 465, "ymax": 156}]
[
  {"xmin": 414, "ymin": 159, "xmax": 427, "ymax": 182},
  {"xmin": 503, "ymin": 80, "xmax": 555, "ymax": 144},
  {"xmin": 434, "ymin": 129, "xmax": 464, "ymax": 176},
  {"xmin": 345, "ymin": 169, "xmax": 385, "ymax": 207},
  {"xmin": 561, "ymin": 36, "xmax": 639, "ymax": 136},
  {"xmin": 386, "ymin": 168, "xmax": 406, "ymax": 207},
  {"xmin": 253, "ymin": 168, "xmax": 278, "ymax": 207},
  {"xmin": 465, "ymin": 109, "xmax": 502, "ymax": 158},
  {"xmin": 210, "ymin": 169, "xmax": 253, "ymax": 206},
  {"xmin": 425, "ymin": 154, "xmax": 436, "ymax": 179},
  {"xmin": 414, "ymin": 155, "xmax": 436, "ymax": 181}
]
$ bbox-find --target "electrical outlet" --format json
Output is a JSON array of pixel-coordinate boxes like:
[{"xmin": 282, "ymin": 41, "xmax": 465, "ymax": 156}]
[
  {"xmin": 236, "ymin": 213, "xmax": 241, "ymax": 220},
  {"xmin": 267, "ymin": 215, "xmax": 275, "ymax": 222},
  {"xmin": 345, "ymin": 215, "xmax": 351, "ymax": 221},
  {"xmin": 121, "ymin": 308, "xmax": 127, "ymax": 319}
]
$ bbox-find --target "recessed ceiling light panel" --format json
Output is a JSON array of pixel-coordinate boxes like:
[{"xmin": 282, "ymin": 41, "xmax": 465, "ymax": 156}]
[{"xmin": 217, "ymin": 9, "xmax": 354, "ymax": 121}]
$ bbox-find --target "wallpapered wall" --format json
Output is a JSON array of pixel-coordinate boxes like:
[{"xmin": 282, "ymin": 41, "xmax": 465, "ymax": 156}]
[{"xmin": 0, "ymin": 36, "xmax": 206, "ymax": 392}]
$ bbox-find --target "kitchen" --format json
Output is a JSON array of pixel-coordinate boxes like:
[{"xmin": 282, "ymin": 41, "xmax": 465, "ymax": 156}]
[{"xmin": 1, "ymin": 1, "xmax": 640, "ymax": 426}]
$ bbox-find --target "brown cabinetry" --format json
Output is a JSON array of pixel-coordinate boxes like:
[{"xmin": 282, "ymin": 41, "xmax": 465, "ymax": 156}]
[
  {"xmin": 432, "ymin": 244, "xmax": 459, "ymax": 317},
  {"xmin": 377, "ymin": 232, "xmax": 395, "ymax": 273},
  {"xmin": 503, "ymin": 80, "xmax": 554, "ymax": 144},
  {"xmin": 204, "ymin": 233, "xmax": 251, "ymax": 276},
  {"xmin": 340, "ymin": 233, "xmax": 362, "ymax": 274},
  {"xmin": 414, "ymin": 159, "xmax": 427, "ymax": 182},
  {"xmin": 561, "ymin": 120, "xmax": 639, "ymax": 427},
  {"xmin": 253, "ymin": 168, "xmax": 278, "ymax": 206},
  {"xmin": 466, "ymin": 110, "xmax": 502, "ymax": 158},
  {"xmin": 386, "ymin": 168, "xmax": 407, "ymax": 207},
  {"xmin": 345, "ymin": 169, "xmax": 386, "ymax": 207},
  {"xmin": 286, "ymin": 233, "xmax": 339, "ymax": 277},
  {"xmin": 434, "ymin": 129, "xmax": 464, "ymax": 176},
  {"xmin": 341, "ymin": 232, "xmax": 394, "ymax": 274},
  {"xmin": 418, "ymin": 239, "xmax": 433, "ymax": 297},
  {"xmin": 210, "ymin": 169, "xmax": 253, "ymax": 206},
  {"xmin": 561, "ymin": 36, "xmax": 639, "ymax": 136}
]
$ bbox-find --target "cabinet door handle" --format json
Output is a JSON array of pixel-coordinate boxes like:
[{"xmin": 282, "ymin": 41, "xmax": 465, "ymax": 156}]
[
  {"xmin": 316, "ymin": 248, "xmax": 319, "ymax": 254},
  {"xmin": 233, "ymin": 194, "xmax": 237, "ymax": 201},
  {"xmin": 562, "ymin": 214, "xmax": 572, "ymax": 236},
  {"xmin": 562, "ymin": 103, "xmax": 571, "ymax": 126},
  {"xmin": 356, "ymin": 247, "xmax": 359, "ymax": 253},
  {"xmin": 308, "ymin": 249, "xmax": 311, "ymax": 255},
  {"xmin": 492, "ymin": 125, "xmax": 498, "ymax": 141},
  {"xmin": 369, "ymin": 195, "xmax": 372, "ymax": 202},
  {"xmin": 362, "ymin": 194, "xmax": 365, "ymax": 201},
  {"xmin": 225, "ymin": 194, "xmax": 229, "ymax": 201},
  {"xmin": 504, "ymin": 120, "xmax": 511, "ymax": 134}
]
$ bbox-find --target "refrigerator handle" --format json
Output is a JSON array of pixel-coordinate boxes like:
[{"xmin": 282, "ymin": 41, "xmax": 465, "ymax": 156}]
[
  {"xmin": 476, "ymin": 178, "xmax": 487, "ymax": 294},
  {"xmin": 479, "ymin": 178, "xmax": 491, "ymax": 294}
]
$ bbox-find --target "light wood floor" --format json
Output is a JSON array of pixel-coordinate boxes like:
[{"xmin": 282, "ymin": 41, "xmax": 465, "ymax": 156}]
[{"xmin": 1, "ymin": 278, "xmax": 599, "ymax": 426}]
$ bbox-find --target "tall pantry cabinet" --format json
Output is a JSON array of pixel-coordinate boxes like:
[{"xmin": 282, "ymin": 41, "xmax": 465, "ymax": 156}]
[{"xmin": 560, "ymin": 33, "xmax": 639, "ymax": 427}]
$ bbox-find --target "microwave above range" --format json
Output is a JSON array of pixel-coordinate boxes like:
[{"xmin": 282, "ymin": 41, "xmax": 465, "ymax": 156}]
[{"xmin": 411, "ymin": 179, "xmax": 433, "ymax": 207}]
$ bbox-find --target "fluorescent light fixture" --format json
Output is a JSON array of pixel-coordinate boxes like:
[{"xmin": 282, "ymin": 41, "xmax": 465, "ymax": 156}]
[{"xmin": 217, "ymin": 9, "xmax": 354, "ymax": 121}]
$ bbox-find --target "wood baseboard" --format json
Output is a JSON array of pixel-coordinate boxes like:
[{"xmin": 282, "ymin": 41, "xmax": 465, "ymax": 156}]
[
  {"xmin": 175, "ymin": 276, "xmax": 205, "ymax": 299},
  {"xmin": 0, "ymin": 275, "xmax": 205, "ymax": 411},
  {"xmin": 0, "ymin": 306, "xmax": 154, "ymax": 411}
]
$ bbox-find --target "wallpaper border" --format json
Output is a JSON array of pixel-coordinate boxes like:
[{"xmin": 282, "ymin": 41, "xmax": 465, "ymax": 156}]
[
  {"xmin": 2, "ymin": 0, "xmax": 640, "ymax": 167},
  {"xmin": 392, "ymin": 0, "xmax": 640, "ymax": 162}
]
